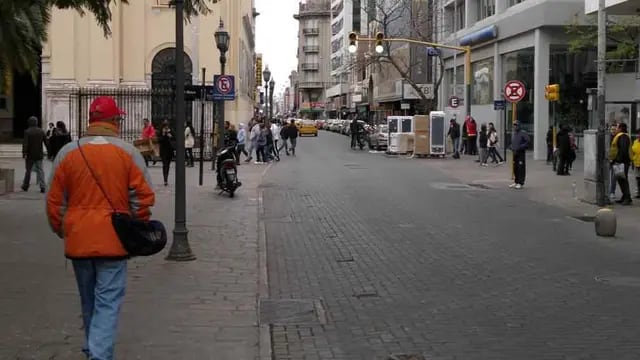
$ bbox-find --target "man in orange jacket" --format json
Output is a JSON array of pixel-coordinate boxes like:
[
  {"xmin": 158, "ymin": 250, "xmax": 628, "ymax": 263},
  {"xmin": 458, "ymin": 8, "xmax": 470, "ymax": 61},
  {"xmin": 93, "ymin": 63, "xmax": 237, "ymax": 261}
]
[{"xmin": 46, "ymin": 96, "xmax": 155, "ymax": 359}]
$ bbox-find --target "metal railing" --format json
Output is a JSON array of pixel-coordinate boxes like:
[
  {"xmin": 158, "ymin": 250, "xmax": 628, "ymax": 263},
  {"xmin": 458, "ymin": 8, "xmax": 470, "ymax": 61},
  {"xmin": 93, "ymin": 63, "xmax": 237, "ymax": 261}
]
[{"xmin": 68, "ymin": 87, "xmax": 217, "ymax": 159}]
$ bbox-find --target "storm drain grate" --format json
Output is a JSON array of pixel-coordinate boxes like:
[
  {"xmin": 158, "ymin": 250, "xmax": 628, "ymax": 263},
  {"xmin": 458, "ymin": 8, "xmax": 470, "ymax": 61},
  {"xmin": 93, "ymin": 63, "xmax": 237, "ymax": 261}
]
[
  {"xmin": 259, "ymin": 298, "xmax": 327, "ymax": 325},
  {"xmin": 569, "ymin": 215, "xmax": 595, "ymax": 222}
]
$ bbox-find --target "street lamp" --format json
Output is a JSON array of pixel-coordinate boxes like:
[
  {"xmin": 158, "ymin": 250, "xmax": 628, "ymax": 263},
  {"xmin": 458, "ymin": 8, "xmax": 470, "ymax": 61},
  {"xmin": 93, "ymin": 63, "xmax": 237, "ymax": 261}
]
[
  {"xmin": 214, "ymin": 18, "xmax": 229, "ymax": 163},
  {"xmin": 166, "ymin": 0, "xmax": 195, "ymax": 261},
  {"xmin": 263, "ymin": 66, "xmax": 271, "ymax": 119},
  {"xmin": 269, "ymin": 78, "xmax": 275, "ymax": 119}
]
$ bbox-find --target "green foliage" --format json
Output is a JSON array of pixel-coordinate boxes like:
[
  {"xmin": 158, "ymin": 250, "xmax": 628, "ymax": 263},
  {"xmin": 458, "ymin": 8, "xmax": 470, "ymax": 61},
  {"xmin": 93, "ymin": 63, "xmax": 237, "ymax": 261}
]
[{"xmin": 566, "ymin": 14, "xmax": 639, "ymax": 71}]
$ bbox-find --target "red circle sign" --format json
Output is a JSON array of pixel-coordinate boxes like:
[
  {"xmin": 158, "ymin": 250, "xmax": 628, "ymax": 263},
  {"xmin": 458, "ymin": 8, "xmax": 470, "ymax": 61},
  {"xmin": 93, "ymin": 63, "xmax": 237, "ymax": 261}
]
[
  {"xmin": 504, "ymin": 80, "xmax": 526, "ymax": 103},
  {"xmin": 216, "ymin": 76, "xmax": 232, "ymax": 94}
]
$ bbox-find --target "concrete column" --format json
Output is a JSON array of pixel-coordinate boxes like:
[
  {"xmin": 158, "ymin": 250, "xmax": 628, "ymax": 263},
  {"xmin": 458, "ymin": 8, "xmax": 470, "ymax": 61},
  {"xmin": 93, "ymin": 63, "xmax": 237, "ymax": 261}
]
[
  {"xmin": 495, "ymin": 0, "xmax": 508, "ymax": 14},
  {"xmin": 465, "ymin": 0, "xmax": 477, "ymax": 28},
  {"xmin": 533, "ymin": 28, "xmax": 550, "ymax": 160}
]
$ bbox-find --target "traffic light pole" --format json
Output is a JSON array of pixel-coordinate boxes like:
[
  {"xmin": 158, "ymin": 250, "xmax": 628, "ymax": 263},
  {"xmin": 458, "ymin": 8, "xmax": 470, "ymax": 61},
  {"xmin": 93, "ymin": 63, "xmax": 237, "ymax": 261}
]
[{"xmin": 596, "ymin": 0, "xmax": 607, "ymax": 207}]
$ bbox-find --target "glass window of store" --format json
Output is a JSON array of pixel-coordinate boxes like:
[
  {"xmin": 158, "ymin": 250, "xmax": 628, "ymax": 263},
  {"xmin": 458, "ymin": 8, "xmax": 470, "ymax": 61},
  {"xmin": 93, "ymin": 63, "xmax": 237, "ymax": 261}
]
[
  {"xmin": 502, "ymin": 48, "xmax": 534, "ymax": 133},
  {"xmin": 472, "ymin": 58, "xmax": 493, "ymax": 105},
  {"xmin": 446, "ymin": 65, "xmax": 465, "ymax": 97}
]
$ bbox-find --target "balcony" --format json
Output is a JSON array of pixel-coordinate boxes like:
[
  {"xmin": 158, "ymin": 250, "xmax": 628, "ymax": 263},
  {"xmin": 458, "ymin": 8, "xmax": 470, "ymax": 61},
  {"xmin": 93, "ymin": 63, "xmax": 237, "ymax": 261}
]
[
  {"xmin": 303, "ymin": 28, "xmax": 320, "ymax": 36},
  {"xmin": 298, "ymin": 81, "xmax": 325, "ymax": 89},
  {"xmin": 301, "ymin": 63, "xmax": 320, "ymax": 71},
  {"xmin": 303, "ymin": 45, "xmax": 320, "ymax": 53}
]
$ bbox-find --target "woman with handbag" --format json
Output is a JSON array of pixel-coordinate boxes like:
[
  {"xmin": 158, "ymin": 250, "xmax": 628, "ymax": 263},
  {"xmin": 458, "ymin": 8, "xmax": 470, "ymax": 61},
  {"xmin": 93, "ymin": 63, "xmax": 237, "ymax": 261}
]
[{"xmin": 159, "ymin": 120, "xmax": 175, "ymax": 186}]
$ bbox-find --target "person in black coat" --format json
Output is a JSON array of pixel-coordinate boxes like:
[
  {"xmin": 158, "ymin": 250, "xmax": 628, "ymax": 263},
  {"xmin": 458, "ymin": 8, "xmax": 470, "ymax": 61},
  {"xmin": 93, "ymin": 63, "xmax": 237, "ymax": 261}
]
[
  {"xmin": 21, "ymin": 116, "xmax": 47, "ymax": 192},
  {"xmin": 555, "ymin": 125, "xmax": 571, "ymax": 175},
  {"xmin": 159, "ymin": 120, "xmax": 175, "ymax": 186}
]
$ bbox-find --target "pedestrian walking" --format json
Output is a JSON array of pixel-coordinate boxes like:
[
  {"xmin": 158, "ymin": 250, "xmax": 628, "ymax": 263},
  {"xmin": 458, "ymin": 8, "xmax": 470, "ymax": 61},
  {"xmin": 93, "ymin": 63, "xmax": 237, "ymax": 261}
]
[
  {"xmin": 478, "ymin": 124, "xmax": 489, "ymax": 166},
  {"xmin": 246, "ymin": 120, "xmax": 260, "ymax": 163},
  {"xmin": 236, "ymin": 123, "xmax": 249, "ymax": 162},
  {"xmin": 632, "ymin": 132, "xmax": 640, "ymax": 199},
  {"xmin": 556, "ymin": 125, "xmax": 571, "ymax": 175},
  {"xmin": 46, "ymin": 96, "xmax": 155, "ymax": 360},
  {"xmin": 141, "ymin": 118, "xmax": 156, "ymax": 167},
  {"xmin": 608, "ymin": 123, "xmax": 619, "ymax": 200},
  {"xmin": 21, "ymin": 116, "xmax": 46, "ymax": 193},
  {"xmin": 255, "ymin": 123, "xmax": 267, "ymax": 164},
  {"xmin": 49, "ymin": 121, "xmax": 72, "ymax": 159},
  {"xmin": 487, "ymin": 123, "xmax": 504, "ymax": 164},
  {"xmin": 159, "ymin": 120, "xmax": 175, "ymax": 186},
  {"xmin": 510, "ymin": 121, "xmax": 530, "ymax": 189},
  {"xmin": 185, "ymin": 121, "xmax": 195, "ymax": 167},
  {"xmin": 271, "ymin": 121, "xmax": 281, "ymax": 158},
  {"xmin": 45, "ymin": 122, "xmax": 55, "ymax": 160},
  {"xmin": 546, "ymin": 126, "xmax": 554, "ymax": 164},
  {"xmin": 464, "ymin": 116, "xmax": 478, "ymax": 155},
  {"xmin": 285, "ymin": 119, "xmax": 299, "ymax": 156},
  {"xmin": 448, "ymin": 118, "xmax": 461, "ymax": 159},
  {"xmin": 609, "ymin": 122, "xmax": 632, "ymax": 205},
  {"xmin": 280, "ymin": 121, "xmax": 290, "ymax": 155}
]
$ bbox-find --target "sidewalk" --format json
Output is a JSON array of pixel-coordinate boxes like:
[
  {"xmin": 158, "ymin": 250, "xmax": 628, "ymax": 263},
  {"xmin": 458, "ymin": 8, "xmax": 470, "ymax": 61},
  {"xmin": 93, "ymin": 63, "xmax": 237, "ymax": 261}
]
[
  {"xmin": 413, "ymin": 151, "xmax": 640, "ymax": 235},
  {"xmin": 0, "ymin": 158, "xmax": 269, "ymax": 359}
]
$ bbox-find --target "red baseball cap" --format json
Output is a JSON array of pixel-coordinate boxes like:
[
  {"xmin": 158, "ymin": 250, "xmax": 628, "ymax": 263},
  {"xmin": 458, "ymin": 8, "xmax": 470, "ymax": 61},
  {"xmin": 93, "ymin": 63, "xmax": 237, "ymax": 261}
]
[{"xmin": 89, "ymin": 96, "xmax": 126, "ymax": 123}]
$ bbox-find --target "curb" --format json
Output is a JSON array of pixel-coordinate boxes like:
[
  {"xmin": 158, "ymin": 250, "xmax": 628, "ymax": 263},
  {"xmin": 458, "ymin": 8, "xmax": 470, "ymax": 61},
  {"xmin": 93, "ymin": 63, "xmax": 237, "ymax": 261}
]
[{"xmin": 257, "ymin": 162, "xmax": 272, "ymax": 360}]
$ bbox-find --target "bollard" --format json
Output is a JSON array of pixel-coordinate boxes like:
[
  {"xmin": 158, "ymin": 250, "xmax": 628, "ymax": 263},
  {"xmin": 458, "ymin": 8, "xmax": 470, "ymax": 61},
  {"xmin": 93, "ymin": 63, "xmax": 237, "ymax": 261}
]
[{"xmin": 594, "ymin": 208, "xmax": 616, "ymax": 237}]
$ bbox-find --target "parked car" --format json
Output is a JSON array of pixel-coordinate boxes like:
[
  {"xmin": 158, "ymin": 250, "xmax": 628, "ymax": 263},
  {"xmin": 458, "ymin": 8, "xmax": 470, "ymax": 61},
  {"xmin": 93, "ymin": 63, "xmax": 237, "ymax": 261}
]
[{"xmin": 368, "ymin": 124, "xmax": 389, "ymax": 150}]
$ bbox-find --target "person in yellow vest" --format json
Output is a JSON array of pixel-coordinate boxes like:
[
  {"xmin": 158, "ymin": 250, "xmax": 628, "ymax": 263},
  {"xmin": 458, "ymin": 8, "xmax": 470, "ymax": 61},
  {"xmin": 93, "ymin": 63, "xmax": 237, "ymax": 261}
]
[
  {"xmin": 609, "ymin": 122, "xmax": 633, "ymax": 205},
  {"xmin": 631, "ymin": 131, "xmax": 640, "ymax": 199}
]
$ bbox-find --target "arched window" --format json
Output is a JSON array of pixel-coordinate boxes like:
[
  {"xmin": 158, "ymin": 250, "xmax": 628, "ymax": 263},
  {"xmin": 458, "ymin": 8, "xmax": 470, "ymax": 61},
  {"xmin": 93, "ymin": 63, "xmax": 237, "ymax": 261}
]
[{"xmin": 150, "ymin": 48, "xmax": 193, "ymax": 127}]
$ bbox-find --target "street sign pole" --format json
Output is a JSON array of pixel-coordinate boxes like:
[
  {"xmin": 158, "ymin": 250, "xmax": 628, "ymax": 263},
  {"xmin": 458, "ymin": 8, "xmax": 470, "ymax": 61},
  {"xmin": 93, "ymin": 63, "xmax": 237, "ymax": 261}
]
[
  {"xmin": 503, "ymin": 80, "xmax": 526, "ymax": 182},
  {"xmin": 199, "ymin": 67, "xmax": 206, "ymax": 186}
]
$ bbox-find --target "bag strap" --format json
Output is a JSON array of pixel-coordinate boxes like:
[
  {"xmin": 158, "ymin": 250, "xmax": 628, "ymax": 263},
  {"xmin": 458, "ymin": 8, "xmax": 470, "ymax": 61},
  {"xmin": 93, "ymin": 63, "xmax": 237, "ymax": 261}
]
[{"xmin": 76, "ymin": 140, "xmax": 117, "ymax": 212}]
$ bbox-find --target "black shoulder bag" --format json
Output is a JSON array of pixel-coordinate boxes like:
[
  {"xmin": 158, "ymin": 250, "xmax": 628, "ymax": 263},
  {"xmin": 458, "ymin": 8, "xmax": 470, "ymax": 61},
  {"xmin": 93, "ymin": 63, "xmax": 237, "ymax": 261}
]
[{"xmin": 77, "ymin": 140, "xmax": 167, "ymax": 257}]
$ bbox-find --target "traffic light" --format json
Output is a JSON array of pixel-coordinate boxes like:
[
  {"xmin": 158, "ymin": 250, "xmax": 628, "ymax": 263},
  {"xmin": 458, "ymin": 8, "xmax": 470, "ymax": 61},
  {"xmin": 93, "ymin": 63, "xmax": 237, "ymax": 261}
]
[
  {"xmin": 375, "ymin": 32, "xmax": 384, "ymax": 54},
  {"xmin": 545, "ymin": 84, "xmax": 560, "ymax": 102},
  {"xmin": 348, "ymin": 32, "xmax": 358, "ymax": 53}
]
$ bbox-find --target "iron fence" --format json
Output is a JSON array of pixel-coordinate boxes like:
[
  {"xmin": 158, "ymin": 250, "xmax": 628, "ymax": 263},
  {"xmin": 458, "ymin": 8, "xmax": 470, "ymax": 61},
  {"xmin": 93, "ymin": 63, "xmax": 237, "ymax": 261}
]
[{"xmin": 69, "ymin": 87, "xmax": 217, "ymax": 159}]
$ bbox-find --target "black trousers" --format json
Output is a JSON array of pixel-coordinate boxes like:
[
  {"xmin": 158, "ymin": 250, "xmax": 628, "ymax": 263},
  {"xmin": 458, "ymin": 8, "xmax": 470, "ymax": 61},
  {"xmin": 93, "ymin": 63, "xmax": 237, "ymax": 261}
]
[
  {"xmin": 616, "ymin": 163, "xmax": 632, "ymax": 201},
  {"xmin": 185, "ymin": 148, "xmax": 194, "ymax": 166},
  {"xmin": 514, "ymin": 151, "xmax": 526, "ymax": 185},
  {"xmin": 161, "ymin": 156, "xmax": 171, "ymax": 184}
]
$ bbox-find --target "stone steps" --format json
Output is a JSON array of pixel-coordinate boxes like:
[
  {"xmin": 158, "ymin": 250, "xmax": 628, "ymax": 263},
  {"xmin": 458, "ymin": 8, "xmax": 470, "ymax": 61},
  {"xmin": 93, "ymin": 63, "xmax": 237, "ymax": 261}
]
[{"xmin": 0, "ymin": 144, "xmax": 22, "ymax": 158}]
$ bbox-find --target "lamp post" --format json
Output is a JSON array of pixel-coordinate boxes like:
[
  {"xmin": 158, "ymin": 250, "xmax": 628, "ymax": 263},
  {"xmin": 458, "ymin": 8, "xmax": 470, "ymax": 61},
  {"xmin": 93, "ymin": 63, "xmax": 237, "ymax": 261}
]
[
  {"xmin": 263, "ymin": 66, "xmax": 271, "ymax": 119},
  {"xmin": 166, "ymin": 0, "xmax": 195, "ymax": 261},
  {"xmin": 214, "ymin": 18, "xmax": 230, "ymax": 162},
  {"xmin": 269, "ymin": 78, "xmax": 275, "ymax": 120}
]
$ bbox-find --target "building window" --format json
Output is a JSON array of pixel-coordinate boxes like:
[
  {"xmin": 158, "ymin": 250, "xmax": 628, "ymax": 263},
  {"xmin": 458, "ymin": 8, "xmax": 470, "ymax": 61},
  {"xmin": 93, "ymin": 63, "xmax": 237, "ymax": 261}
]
[
  {"xmin": 446, "ymin": 2, "xmax": 465, "ymax": 33},
  {"xmin": 477, "ymin": 0, "xmax": 495, "ymax": 20},
  {"xmin": 332, "ymin": 18, "xmax": 343, "ymax": 36},
  {"xmin": 332, "ymin": 0, "xmax": 343, "ymax": 15},
  {"xmin": 155, "ymin": 0, "xmax": 172, "ymax": 6},
  {"xmin": 508, "ymin": 0, "xmax": 525, "ymax": 6},
  {"xmin": 332, "ymin": 38, "xmax": 343, "ymax": 53},
  {"xmin": 472, "ymin": 58, "xmax": 493, "ymax": 105}
]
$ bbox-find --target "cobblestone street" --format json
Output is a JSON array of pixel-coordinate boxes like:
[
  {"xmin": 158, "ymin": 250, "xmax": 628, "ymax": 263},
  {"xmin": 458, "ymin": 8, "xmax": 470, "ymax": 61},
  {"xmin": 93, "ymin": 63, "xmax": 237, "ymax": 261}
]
[
  {"xmin": 260, "ymin": 131, "xmax": 640, "ymax": 360},
  {"xmin": 0, "ymin": 159, "xmax": 266, "ymax": 359}
]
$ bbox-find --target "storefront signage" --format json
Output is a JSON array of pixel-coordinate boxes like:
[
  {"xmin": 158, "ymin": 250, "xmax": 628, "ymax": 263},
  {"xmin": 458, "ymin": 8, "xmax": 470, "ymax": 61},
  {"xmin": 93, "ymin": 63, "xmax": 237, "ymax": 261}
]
[{"xmin": 459, "ymin": 25, "xmax": 498, "ymax": 47}]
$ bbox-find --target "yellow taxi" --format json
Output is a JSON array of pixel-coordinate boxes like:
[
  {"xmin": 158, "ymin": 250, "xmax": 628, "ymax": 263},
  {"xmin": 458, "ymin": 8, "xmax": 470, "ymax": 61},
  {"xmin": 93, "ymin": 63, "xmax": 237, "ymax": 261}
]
[{"xmin": 298, "ymin": 120, "xmax": 318, "ymax": 137}]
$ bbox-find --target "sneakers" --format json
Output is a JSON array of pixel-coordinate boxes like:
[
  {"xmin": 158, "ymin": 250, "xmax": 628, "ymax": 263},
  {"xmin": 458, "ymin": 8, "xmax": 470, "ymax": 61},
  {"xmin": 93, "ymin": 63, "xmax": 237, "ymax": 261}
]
[
  {"xmin": 480, "ymin": 163, "xmax": 488, "ymax": 167},
  {"xmin": 515, "ymin": 184, "xmax": 523, "ymax": 189},
  {"xmin": 497, "ymin": 161, "xmax": 505, "ymax": 165},
  {"xmin": 509, "ymin": 183, "xmax": 517, "ymax": 188}
]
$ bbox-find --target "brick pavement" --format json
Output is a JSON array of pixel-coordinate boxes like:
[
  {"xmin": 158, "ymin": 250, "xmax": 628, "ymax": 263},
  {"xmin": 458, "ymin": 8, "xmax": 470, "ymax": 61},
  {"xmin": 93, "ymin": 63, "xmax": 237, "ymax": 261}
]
[
  {"xmin": 0, "ymin": 158, "xmax": 269, "ymax": 359},
  {"xmin": 260, "ymin": 131, "xmax": 640, "ymax": 360}
]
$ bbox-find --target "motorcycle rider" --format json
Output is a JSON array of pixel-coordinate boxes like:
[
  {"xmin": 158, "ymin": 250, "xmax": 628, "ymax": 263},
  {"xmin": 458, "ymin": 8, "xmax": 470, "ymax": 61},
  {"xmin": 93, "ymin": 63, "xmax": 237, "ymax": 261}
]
[{"xmin": 216, "ymin": 121, "xmax": 238, "ymax": 188}]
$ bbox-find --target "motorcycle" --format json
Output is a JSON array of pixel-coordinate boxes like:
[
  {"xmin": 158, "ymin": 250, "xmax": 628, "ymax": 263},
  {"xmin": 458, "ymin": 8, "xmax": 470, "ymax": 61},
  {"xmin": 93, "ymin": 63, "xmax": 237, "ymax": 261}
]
[{"xmin": 215, "ymin": 145, "xmax": 241, "ymax": 197}]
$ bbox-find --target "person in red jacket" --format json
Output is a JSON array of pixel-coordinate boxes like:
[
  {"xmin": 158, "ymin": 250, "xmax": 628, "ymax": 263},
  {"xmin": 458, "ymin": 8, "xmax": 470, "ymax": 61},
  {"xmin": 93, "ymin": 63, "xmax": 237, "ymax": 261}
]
[
  {"xmin": 464, "ymin": 116, "xmax": 478, "ymax": 155},
  {"xmin": 47, "ymin": 96, "xmax": 155, "ymax": 359}
]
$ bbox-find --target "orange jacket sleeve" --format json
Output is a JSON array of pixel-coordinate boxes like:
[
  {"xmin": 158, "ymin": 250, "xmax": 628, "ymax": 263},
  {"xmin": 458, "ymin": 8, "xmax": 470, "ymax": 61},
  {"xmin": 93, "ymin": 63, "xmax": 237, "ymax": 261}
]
[
  {"xmin": 46, "ymin": 161, "xmax": 67, "ymax": 237},
  {"xmin": 128, "ymin": 151, "xmax": 155, "ymax": 220}
]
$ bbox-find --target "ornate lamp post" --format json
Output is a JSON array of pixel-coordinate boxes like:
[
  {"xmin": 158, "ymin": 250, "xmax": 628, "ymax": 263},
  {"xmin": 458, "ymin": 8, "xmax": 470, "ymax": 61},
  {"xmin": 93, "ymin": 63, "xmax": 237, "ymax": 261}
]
[
  {"xmin": 166, "ymin": 0, "xmax": 195, "ymax": 262},
  {"xmin": 263, "ymin": 66, "xmax": 271, "ymax": 119},
  {"xmin": 269, "ymin": 78, "xmax": 275, "ymax": 120},
  {"xmin": 214, "ymin": 18, "xmax": 230, "ymax": 159}
]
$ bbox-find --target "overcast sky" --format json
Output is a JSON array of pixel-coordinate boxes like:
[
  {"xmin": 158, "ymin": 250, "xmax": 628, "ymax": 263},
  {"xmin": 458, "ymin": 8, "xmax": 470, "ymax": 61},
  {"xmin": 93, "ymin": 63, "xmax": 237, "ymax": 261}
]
[{"xmin": 255, "ymin": 0, "xmax": 299, "ymax": 97}]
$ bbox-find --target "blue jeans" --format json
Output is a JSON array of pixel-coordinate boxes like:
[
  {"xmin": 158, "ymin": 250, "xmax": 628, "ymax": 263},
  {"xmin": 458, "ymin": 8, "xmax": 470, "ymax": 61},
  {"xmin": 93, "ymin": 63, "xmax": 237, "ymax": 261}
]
[{"xmin": 72, "ymin": 259, "xmax": 127, "ymax": 360}]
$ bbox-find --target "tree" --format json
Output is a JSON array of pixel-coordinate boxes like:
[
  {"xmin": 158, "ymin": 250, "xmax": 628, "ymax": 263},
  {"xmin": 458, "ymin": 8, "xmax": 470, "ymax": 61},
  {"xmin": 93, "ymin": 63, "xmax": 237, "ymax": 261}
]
[
  {"xmin": 1, "ymin": 0, "xmax": 222, "ymax": 85},
  {"xmin": 566, "ymin": 14, "xmax": 639, "ymax": 73},
  {"xmin": 362, "ymin": 0, "xmax": 444, "ymax": 114}
]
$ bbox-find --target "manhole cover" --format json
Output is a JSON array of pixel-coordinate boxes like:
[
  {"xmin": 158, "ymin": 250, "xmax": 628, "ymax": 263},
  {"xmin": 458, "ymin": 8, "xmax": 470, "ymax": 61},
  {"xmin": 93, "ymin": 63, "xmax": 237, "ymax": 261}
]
[
  {"xmin": 595, "ymin": 275, "xmax": 640, "ymax": 287},
  {"xmin": 259, "ymin": 298, "xmax": 327, "ymax": 325},
  {"xmin": 430, "ymin": 183, "xmax": 477, "ymax": 191},
  {"xmin": 388, "ymin": 355, "xmax": 426, "ymax": 360}
]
